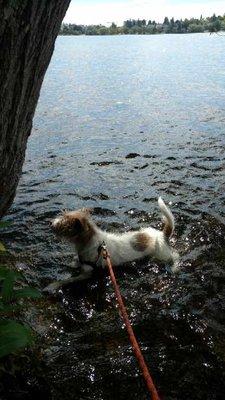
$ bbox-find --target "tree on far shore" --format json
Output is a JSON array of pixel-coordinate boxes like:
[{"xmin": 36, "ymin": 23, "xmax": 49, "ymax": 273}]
[{"xmin": 60, "ymin": 13, "xmax": 225, "ymax": 35}]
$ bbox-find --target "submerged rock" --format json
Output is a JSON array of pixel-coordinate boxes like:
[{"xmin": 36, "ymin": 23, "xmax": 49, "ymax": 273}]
[{"xmin": 125, "ymin": 153, "xmax": 140, "ymax": 159}]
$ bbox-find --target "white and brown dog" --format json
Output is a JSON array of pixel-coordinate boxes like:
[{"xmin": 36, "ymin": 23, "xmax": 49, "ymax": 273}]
[{"xmin": 45, "ymin": 198, "xmax": 179, "ymax": 292}]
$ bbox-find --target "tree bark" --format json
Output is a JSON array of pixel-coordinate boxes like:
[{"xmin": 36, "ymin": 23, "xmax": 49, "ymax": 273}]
[{"xmin": 0, "ymin": 0, "xmax": 70, "ymax": 218}]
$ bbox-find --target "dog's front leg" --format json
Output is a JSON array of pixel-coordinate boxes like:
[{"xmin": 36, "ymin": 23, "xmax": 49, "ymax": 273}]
[{"xmin": 43, "ymin": 264, "xmax": 93, "ymax": 293}]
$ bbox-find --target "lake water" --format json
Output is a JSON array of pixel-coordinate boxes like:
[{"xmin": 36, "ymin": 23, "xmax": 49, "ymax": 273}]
[{"xmin": 2, "ymin": 33, "xmax": 225, "ymax": 399}]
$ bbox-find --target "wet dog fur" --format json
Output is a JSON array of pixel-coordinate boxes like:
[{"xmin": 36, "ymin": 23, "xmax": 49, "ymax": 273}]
[{"xmin": 45, "ymin": 198, "xmax": 179, "ymax": 292}]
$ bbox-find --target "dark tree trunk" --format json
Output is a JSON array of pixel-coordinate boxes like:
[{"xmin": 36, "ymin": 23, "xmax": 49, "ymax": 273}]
[{"xmin": 0, "ymin": 0, "xmax": 70, "ymax": 218}]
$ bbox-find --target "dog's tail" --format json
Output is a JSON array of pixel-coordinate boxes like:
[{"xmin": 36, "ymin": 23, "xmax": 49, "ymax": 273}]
[{"xmin": 158, "ymin": 197, "xmax": 174, "ymax": 238}]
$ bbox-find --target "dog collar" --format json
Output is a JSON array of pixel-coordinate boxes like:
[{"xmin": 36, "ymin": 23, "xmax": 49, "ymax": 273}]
[{"xmin": 79, "ymin": 243, "xmax": 106, "ymax": 270}]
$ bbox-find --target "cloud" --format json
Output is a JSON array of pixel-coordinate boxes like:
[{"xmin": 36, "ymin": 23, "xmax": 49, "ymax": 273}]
[{"xmin": 63, "ymin": 0, "xmax": 225, "ymax": 25}]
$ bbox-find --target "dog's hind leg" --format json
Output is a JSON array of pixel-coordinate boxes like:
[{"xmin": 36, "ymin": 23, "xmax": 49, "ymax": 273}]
[{"xmin": 43, "ymin": 264, "xmax": 93, "ymax": 293}]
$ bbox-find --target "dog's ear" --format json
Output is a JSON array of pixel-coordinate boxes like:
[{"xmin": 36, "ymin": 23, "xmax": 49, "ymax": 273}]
[
  {"xmin": 62, "ymin": 209, "xmax": 68, "ymax": 215},
  {"xmin": 72, "ymin": 218, "xmax": 84, "ymax": 234},
  {"xmin": 81, "ymin": 207, "xmax": 92, "ymax": 215}
]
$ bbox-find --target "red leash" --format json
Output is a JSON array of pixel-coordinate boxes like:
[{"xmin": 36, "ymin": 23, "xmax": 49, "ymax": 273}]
[{"xmin": 100, "ymin": 243, "xmax": 161, "ymax": 400}]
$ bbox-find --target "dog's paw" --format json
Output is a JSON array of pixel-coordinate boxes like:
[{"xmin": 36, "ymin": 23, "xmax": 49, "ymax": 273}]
[
  {"xmin": 171, "ymin": 252, "xmax": 180, "ymax": 273},
  {"xmin": 171, "ymin": 262, "xmax": 180, "ymax": 273},
  {"xmin": 43, "ymin": 281, "xmax": 62, "ymax": 294}
]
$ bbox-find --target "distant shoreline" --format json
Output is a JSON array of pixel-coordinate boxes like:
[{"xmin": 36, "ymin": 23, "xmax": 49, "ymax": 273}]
[
  {"xmin": 60, "ymin": 14, "xmax": 225, "ymax": 36},
  {"xmin": 59, "ymin": 30, "xmax": 218, "ymax": 36}
]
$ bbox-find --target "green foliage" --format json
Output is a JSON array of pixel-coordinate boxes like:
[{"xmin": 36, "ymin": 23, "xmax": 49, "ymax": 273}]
[
  {"xmin": 188, "ymin": 23, "xmax": 205, "ymax": 33},
  {"xmin": 0, "ymin": 242, "xmax": 6, "ymax": 252},
  {"xmin": 0, "ymin": 266, "xmax": 41, "ymax": 358},
  {"xmin": 0, "ymin": 220, "xmax": 10, "ymax": 253},
  {"xmin": 1, "ymin": 269, "xmax": 15, "ymax": 302},
  {"xmin": 60, "ymin": 13, "xmax": 225, "ymax": 36},
  {"xmin": 0, "ymin": 223, "xmax": 42, "ymax": 358},
  {"xmin": 0, "ymin": 265, "xmax": 41, "ymax": 304},
  {"xmin": 0, "ymin": 221, "xmax": 11, "ymax": 229},
  {"xmin": 0, "ymin": 320, "xmax": 33, "ymax": 358},
  {"xmin": 14, "ymin": 287, "xmax": 41, "ymax": 299}
]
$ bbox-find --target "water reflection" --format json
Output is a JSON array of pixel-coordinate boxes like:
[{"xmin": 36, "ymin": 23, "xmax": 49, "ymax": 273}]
[{"xmin": 2, "ymin": 34, "xmax": 225, "ymax": 399}]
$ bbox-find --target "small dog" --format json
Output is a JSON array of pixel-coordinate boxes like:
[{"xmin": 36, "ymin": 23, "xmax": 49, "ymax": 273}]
[{"xmin": 45, "ymin": 198, "xmax": 179, "ymax": 292}]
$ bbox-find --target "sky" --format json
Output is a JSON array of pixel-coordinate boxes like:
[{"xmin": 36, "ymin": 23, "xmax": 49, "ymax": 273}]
[{"xmin": 63, "ymin": 0, "xmax": 225, "ymax": 26}]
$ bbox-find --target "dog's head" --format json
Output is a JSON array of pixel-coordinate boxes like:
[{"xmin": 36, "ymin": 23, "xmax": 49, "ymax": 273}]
[{"xmin": 52, "ymin": 208, "xmax": 95, "ymax": 246}]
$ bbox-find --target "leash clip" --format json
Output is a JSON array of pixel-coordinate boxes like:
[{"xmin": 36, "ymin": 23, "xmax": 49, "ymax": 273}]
[{"xmin": 97, "ymin": 241, "xmax": 108, "ymax": 260}]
